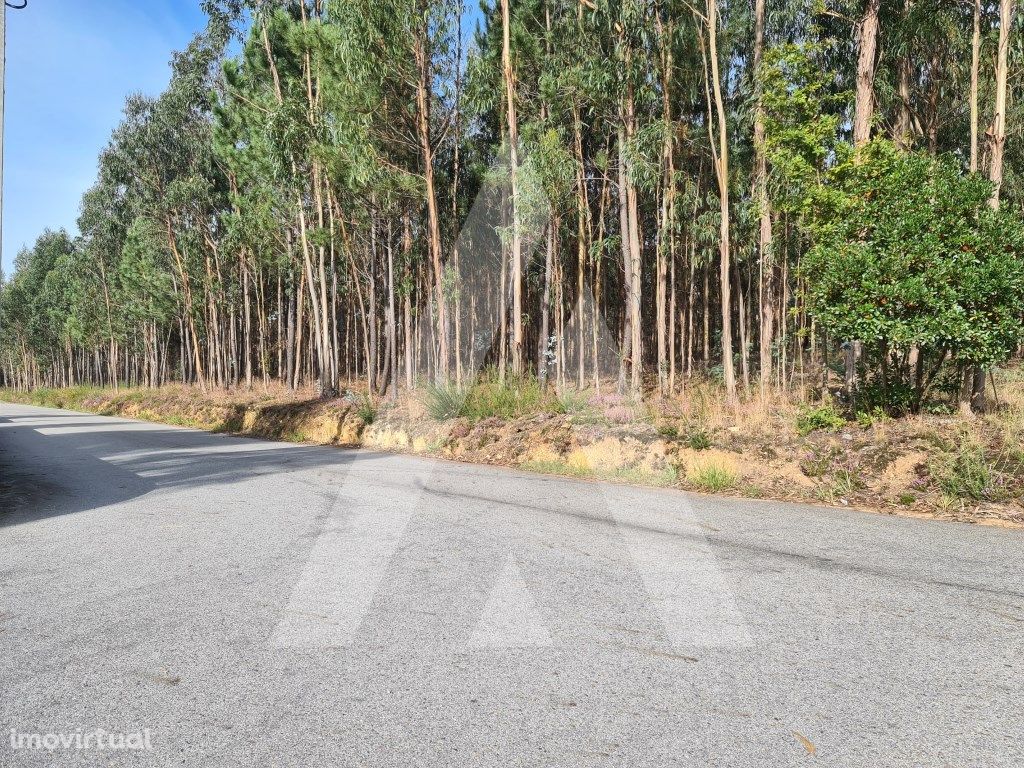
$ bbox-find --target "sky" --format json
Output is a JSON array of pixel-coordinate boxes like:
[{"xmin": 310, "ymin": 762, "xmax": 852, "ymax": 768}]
[{"xmin": 1, "ymin": 0, "xmax": 208, "ymax": 276}]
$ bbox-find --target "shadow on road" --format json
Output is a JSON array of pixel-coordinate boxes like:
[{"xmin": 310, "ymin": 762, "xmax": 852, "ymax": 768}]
[{"xmin": 0, "ymin": 405, "xmax": 373, "ymax": 528}]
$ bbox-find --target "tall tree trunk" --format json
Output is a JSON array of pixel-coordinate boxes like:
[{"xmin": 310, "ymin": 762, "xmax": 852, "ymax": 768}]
[
  {"xmin": 618, "ymin": 33, "xmax": 643, "ymax": 398},
  {"xmin": 501, "ymin": 0, "xmax": 524, "ymax": 376},
  {"xmin": 616, "ymin": 128, "xmax": 632, "ymax": 395},
  {"xmin": 853, "ymin": 0, "xmax": 881, "ymax": 147},
  {"xmin": 964, "ymin": 0, "xmax": 1018, "ymax": 413},
  {"xmin": 846, "ymin": 0, "xmax": 882, "ymax": 399},
  {"xmin": 705, "ymin": 0, "xmax": 737, "ymax": 399},
  {"xmin": 655, "ymin": 11, "xmax": 674, "ymax": 397},
  {"xmin": 989, "ymin": 0, "xmax": 1016, "ymax": 207},
  {"xmin": 573, "ymin": 105, "xmax": 588, "ymax": 389},
  {"xmin": 970, "ymin": 0, "xmax": 982, "ymax": 172},
  {"xmin": 415, "ymin": 28, "xmax": 448, "ymax": 382},
  {"xmin": 452, "ymin": 8, "xmax": 464, "ymax": 386},
  {"xmin": 386, "ymin": 221, "xmax": 398, "ymax": 399},
  {"xmin": 753, "ymin": 0, "xmax": 774, "ymax": 397},
  {"xmin": 894, "ymin": 0, "xmax": 914, "ymax": 148}
]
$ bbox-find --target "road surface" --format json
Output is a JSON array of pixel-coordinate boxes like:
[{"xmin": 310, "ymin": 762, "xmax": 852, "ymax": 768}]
[{"xmin": 1, "ymin": 401, "xmax": 1022, "ymax": 766}]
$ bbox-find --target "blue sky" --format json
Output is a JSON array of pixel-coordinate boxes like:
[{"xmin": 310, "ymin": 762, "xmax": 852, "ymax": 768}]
[{"xmin": 2, "ymin": 0, "xmax": 208, "ymax": 275}]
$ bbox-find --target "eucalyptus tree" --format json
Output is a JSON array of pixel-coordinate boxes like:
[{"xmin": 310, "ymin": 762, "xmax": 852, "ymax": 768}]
[{"xmin": 3, "ymin": 0, "xmax": 1024, "ymax": 413}]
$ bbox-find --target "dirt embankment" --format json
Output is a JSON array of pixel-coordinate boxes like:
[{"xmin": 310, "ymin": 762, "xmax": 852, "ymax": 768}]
[{"xmin": 3, "ymin": 384, "xmax": 1022, "ymax": 528}]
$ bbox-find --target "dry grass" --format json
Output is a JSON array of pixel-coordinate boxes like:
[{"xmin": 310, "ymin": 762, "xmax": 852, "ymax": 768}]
[
  {"xmin": 679, "ymin": 449, "xmax": 742, "ymax": 492},
  {"xmin": 3, "ymin": 364, "xmax": 1023, "ymax": 526}
]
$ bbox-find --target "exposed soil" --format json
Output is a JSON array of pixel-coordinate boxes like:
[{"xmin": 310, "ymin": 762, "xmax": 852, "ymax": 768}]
[{"xmin": 3, "ymin": 383, "xmax": 1022, "ymax": 528}]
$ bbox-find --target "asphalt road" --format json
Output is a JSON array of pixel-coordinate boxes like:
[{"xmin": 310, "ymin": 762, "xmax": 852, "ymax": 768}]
[{"xmin": 1, "ymin": 401, "xmax": 1022, "ymax": 767}]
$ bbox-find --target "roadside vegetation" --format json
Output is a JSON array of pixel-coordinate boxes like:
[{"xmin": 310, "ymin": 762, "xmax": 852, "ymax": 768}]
[{"xmin": 6, "ymin": 362, "xmax": 1023, "ymax": 526}]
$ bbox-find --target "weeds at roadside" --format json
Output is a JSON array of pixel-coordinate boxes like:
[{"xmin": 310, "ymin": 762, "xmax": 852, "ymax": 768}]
[
  {"xmin": 554, "ymin": 389, "xmax": 592, "ymax": 417},
  {"xmin": 796, "ymin": 402, "xmax": 847, "ymax": 436},
  {"xmin": 685, "ymin": 461, "xmax": 738, "ymax": 492},
  {"xmin": 424, "ymin": 373, "xmax": 548, "ymax": 422},
  {"xmin": 424, "ymin": 382, "xmax": 467, "ymax": 420},
  {"xmin": 520, "ymin": 459, "xmax": 678, "ymax": 488},
  {"xmin": 685, "ymin": 428, "xmax": 713, "ymax": 451},
  {"xmin": 356, "ymin": 396, "xmax": 377, "ymax": 425},
  {"xmin": 929, "ymin": 440, "xmax": 1005, "ymax": 502}
]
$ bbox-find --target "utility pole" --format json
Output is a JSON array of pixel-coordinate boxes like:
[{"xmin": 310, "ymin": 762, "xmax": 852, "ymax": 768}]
[
  {"xmin": 1, "ymin": 2, "xmax": 6, "ymax": 271},
  {"xmin": 0, "ymin": 1, "xmax": 24, "ymax": 273}
]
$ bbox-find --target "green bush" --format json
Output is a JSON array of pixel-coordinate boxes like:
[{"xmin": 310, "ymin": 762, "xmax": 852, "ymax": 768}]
[
  {"xmin": 796, "ymin": 403, "xmax": 846, "ymax": 435},
  {"xmin": 802, "ymin": 140, "xmax": 1024, "ymax": 412},
  {"xmin": 461, "ymin": 375, "xmax": 545, "ymax": 421},
  {"xmin": 855, "ymin": 407, "xmax": 889, "ymax": 429},
  {"xmin": 356, "ymin": 396, "xmax": 377, "ymax": 425}
]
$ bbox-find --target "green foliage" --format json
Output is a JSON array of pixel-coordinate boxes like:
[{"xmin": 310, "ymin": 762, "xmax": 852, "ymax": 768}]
[
  {"xmin": 424, "ymin": 383, "xmax": 467, "ymax": 420},
  {"xmin": 929, "ymin": 441, "xmax": 1002, "ymax": 502},
  {"xmin": 686, "ymin": 463, "xmax": 738, "ymax": 493},
  {"xmin": 4, "ymin": 0, "xmax": 1024, "ymax": 424},
  {"xmin": 459, "ymin": 374, "xmax": 546, "ymax": 422},
  {"xmin": 656, "ymin": 423, "xmax": 679, "ymax": 438},
  {"xmin": 356, "ymin": 396, "xmax": 377, "ymax": 425},
  {"xmin": 855, "ymin": 407, "xmax": 888, "ymax": 429},
  {"xmin": 685, "ymin": 429, "xmax": 713, "ymax": 451},
  {"xmin": 424, "ymin": 373, "xmax": 548, "ymax": 422},
  {"xmin": 760, "ymin": 43, "xmax": 848, "ymax": 214},
  {"xmin": 802, "ymin": 141, "xmax": 1024, "ymax": 410},
  {"xmin": 796, "ymin": 403, "xmax": 847, "ymax": 435},
  {"xmin": 554, "ymin": 389, "xmax": 591, "ymax": 417}
]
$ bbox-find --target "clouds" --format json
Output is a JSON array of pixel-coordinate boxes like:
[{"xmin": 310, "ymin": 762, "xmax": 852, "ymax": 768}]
[{"xmin": 2, "ymin": 0, "xmax": 206, "ymax": 274}]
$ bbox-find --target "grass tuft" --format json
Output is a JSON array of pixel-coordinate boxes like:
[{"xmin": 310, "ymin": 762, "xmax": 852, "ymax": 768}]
[
  {"xmin": 685, "ymin": 461, "xmax": 738, "ymax": 492},
  {"xmin": 424, "ymin": 382, "xmax": 467, "ymax": 420}
]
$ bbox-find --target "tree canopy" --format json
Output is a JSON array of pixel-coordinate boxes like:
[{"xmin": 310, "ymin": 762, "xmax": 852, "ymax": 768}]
[{"xmin": 1, "ymin": 0, "xmax": 1022, "ymax": 414}]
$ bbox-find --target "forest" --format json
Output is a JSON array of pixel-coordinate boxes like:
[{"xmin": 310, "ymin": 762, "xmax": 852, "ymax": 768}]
[{"xmin": 2, "ymin": 0, "xmax": 1024, "ymax": 416}]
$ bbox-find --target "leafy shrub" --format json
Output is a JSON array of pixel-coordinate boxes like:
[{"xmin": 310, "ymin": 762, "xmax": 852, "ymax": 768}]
[
  {"xmin": 796, "ymin": 403, "xmax": 846, "ymax": 435},
  {"xmin": 802, "ymin": 140, "xmax": 1024, "ymax": 412},
  {"xmin": 855, "ymin": 379, "xmax": 916, "ymax": 416},
  {"xmin": 855, "ymin": 407, "xmax": 889, "ymax": 429}
]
